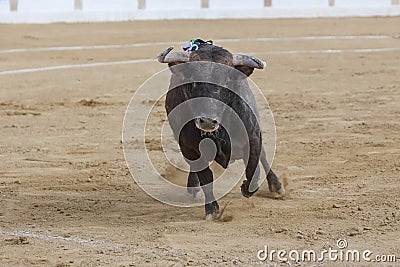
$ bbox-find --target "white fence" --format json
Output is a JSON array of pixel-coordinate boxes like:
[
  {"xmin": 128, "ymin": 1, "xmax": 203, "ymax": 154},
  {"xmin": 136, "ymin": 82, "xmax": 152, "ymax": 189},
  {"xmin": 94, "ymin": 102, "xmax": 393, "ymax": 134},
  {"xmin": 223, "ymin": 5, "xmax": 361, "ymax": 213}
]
[{"xmin": 0, "ymin": 0, "xmax": 399, "ymax": 23}]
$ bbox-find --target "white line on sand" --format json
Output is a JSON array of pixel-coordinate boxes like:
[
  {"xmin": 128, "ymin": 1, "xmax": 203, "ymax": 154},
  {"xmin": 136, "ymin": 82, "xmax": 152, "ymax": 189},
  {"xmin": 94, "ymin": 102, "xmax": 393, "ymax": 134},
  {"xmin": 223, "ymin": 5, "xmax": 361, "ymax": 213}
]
[
  {"xmin": 248, "ymin": 47, "xmax": 400, "ymax": 55},
  {"xmin": 0, "ymin": 58, "xmax": 154, "ymax": 75},
  {"xmin": 1, "ymin": 47, "xmax": 399, "ymax": 76},
  {"xmin": 0, "ymin": 35, "xmax": 393, "ymax": 54}
]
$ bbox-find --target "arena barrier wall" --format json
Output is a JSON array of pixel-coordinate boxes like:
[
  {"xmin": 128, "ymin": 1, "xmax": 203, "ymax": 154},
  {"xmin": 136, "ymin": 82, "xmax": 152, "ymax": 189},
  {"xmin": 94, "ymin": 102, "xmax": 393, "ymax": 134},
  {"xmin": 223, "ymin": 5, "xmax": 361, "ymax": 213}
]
[{"xmin": 0, "ymin": 0, "xmax": 399, "ymax": 23}]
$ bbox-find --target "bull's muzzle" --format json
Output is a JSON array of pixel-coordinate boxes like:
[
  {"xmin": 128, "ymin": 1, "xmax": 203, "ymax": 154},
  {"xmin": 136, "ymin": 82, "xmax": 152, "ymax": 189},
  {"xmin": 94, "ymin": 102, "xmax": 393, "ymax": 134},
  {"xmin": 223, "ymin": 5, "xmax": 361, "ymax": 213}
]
[{"xmin": 195, "ymin": 117, "xmax": 220, "ymax": 133}]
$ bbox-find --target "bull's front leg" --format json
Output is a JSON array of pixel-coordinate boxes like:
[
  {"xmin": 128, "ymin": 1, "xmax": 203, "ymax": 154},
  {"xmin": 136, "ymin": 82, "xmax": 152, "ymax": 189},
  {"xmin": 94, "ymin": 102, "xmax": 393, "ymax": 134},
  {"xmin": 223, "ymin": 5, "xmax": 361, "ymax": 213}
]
[
  {"xmin": 187, "ymin": 171, "xmax": 201, "ymax": 200},
  {"xmin": 196, "ymin": 166, "xmax": 220, "ymax": 220}
]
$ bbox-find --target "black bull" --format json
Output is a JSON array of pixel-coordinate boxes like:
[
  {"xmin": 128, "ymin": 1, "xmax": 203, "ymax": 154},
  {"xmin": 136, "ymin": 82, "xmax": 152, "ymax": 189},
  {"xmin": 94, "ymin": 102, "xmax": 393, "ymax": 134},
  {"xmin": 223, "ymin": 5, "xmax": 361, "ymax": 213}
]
[{"xmin": 158, "ymin": 43, "xmax": 285, "ymax": 220}]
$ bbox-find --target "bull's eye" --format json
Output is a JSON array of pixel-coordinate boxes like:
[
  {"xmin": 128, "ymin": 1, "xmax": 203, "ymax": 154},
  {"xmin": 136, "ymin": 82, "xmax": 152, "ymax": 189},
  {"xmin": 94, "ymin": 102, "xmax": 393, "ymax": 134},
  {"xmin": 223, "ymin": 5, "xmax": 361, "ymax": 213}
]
[{"xmin": 212, "ymin": 119, "xmax": 218, "ymax": 124}]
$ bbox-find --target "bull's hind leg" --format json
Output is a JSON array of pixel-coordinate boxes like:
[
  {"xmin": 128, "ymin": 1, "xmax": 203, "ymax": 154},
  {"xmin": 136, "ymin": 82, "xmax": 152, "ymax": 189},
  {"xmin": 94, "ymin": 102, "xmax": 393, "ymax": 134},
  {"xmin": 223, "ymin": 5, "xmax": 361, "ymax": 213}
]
[
  {"xmin": 266, "ymin": 169, "xmax": 285, "ymax": 195},
  {"xmin": 260, "ymin": 148, "xmax": 285, "ymax": 195},
  {"xmin": 197, "ymin": 167, "xmax": 220, "ymax": 220},
  {"xmin": 187, "ymin": 172, "xmax": 202, "ymax": 200}
]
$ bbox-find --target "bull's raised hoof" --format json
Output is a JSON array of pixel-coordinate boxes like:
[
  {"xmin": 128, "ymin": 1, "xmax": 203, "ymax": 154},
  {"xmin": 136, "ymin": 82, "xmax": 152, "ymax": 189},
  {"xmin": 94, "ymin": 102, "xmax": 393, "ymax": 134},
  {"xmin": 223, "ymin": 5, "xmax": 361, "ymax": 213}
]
[
  {"xmin": 187, "ymin": 187, "xmax": 203, "ymax": 200},
  {"xmin": 187, "ymin": 172, "xmax": 202, "ymax": 200}
]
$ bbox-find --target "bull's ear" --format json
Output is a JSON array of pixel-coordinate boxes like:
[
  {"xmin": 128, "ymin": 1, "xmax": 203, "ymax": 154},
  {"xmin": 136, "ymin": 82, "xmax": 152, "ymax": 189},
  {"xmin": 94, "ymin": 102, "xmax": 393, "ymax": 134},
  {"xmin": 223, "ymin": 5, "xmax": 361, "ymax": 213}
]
[
  {"xmin": 168, "ymin": 62, "xmax": 192, "ymax": 79},
  {"xmin": 234, "ymin": 65, "xmax": 254, "ymax": 77},
  {"xmin": 168, "ymin": 62, "xmax": 183, "ymax": 74}
]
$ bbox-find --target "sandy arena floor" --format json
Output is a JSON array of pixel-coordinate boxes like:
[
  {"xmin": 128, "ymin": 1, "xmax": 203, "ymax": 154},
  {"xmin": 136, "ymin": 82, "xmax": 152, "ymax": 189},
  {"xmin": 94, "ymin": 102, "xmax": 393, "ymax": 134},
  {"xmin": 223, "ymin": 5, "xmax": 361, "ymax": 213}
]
[{"xmin": 0, "ymin": 17, "xmax": 399, "ymax": 266}]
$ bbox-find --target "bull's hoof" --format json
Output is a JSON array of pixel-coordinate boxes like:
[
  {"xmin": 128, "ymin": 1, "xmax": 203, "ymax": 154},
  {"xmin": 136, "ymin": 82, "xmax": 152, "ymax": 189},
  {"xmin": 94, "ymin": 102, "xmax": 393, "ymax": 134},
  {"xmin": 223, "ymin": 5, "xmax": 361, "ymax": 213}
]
[
  {"xmin": 241, "ymin": 181, "xmax": 258, "ymax": 198},
  {"xmin": 205, "ymin": 201, "xmax": 220, "ymax": 220},
  {"xmin": 268, "ymin": 181, "xmax": 286, "ymax": 196},
  {"xmin": 205, "ymin": 211, "xmax": 223, "ymax": 221},
  {"xmin": 187, "ymin": 187, "xmax": 203, "ymax": 200},
  {"xmin": 194, "ymin": 190, "xmax": 203, "ymax": 200},
  {"xmin": 277, "ymin": 186, "xmax": 286, "ymax": 195},
  {"xmin": 205, "ymin": 214, "xmax": 213, "ymax": 221}
]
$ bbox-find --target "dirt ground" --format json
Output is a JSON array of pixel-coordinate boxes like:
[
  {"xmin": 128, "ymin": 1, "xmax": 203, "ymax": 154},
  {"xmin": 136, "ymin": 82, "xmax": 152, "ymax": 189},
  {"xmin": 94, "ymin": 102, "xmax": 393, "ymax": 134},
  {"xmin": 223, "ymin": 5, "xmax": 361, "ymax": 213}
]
[{"xmin": 0, "ymin": 17, "xmax": 399, "ymax": 266}]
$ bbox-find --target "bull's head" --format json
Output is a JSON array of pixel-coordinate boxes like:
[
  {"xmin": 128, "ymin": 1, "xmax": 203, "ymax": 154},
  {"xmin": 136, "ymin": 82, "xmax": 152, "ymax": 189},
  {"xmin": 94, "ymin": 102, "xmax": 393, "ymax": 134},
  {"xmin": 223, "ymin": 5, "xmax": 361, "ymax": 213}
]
[{"xmin": 158, "ymin": 44, "xmax": 266, "ymax": 133}]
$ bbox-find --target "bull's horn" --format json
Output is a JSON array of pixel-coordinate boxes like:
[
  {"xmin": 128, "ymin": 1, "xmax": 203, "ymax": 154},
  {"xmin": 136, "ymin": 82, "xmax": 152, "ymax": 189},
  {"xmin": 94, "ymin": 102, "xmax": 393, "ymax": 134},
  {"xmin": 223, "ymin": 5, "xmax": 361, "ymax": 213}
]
[
  {"xmin": 232, "ymin": 54, "xmax": 267, "ymax": 69},
  {"xmin": 157, "ymin": 46, "xmax": 190, "ymax": 63}
]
